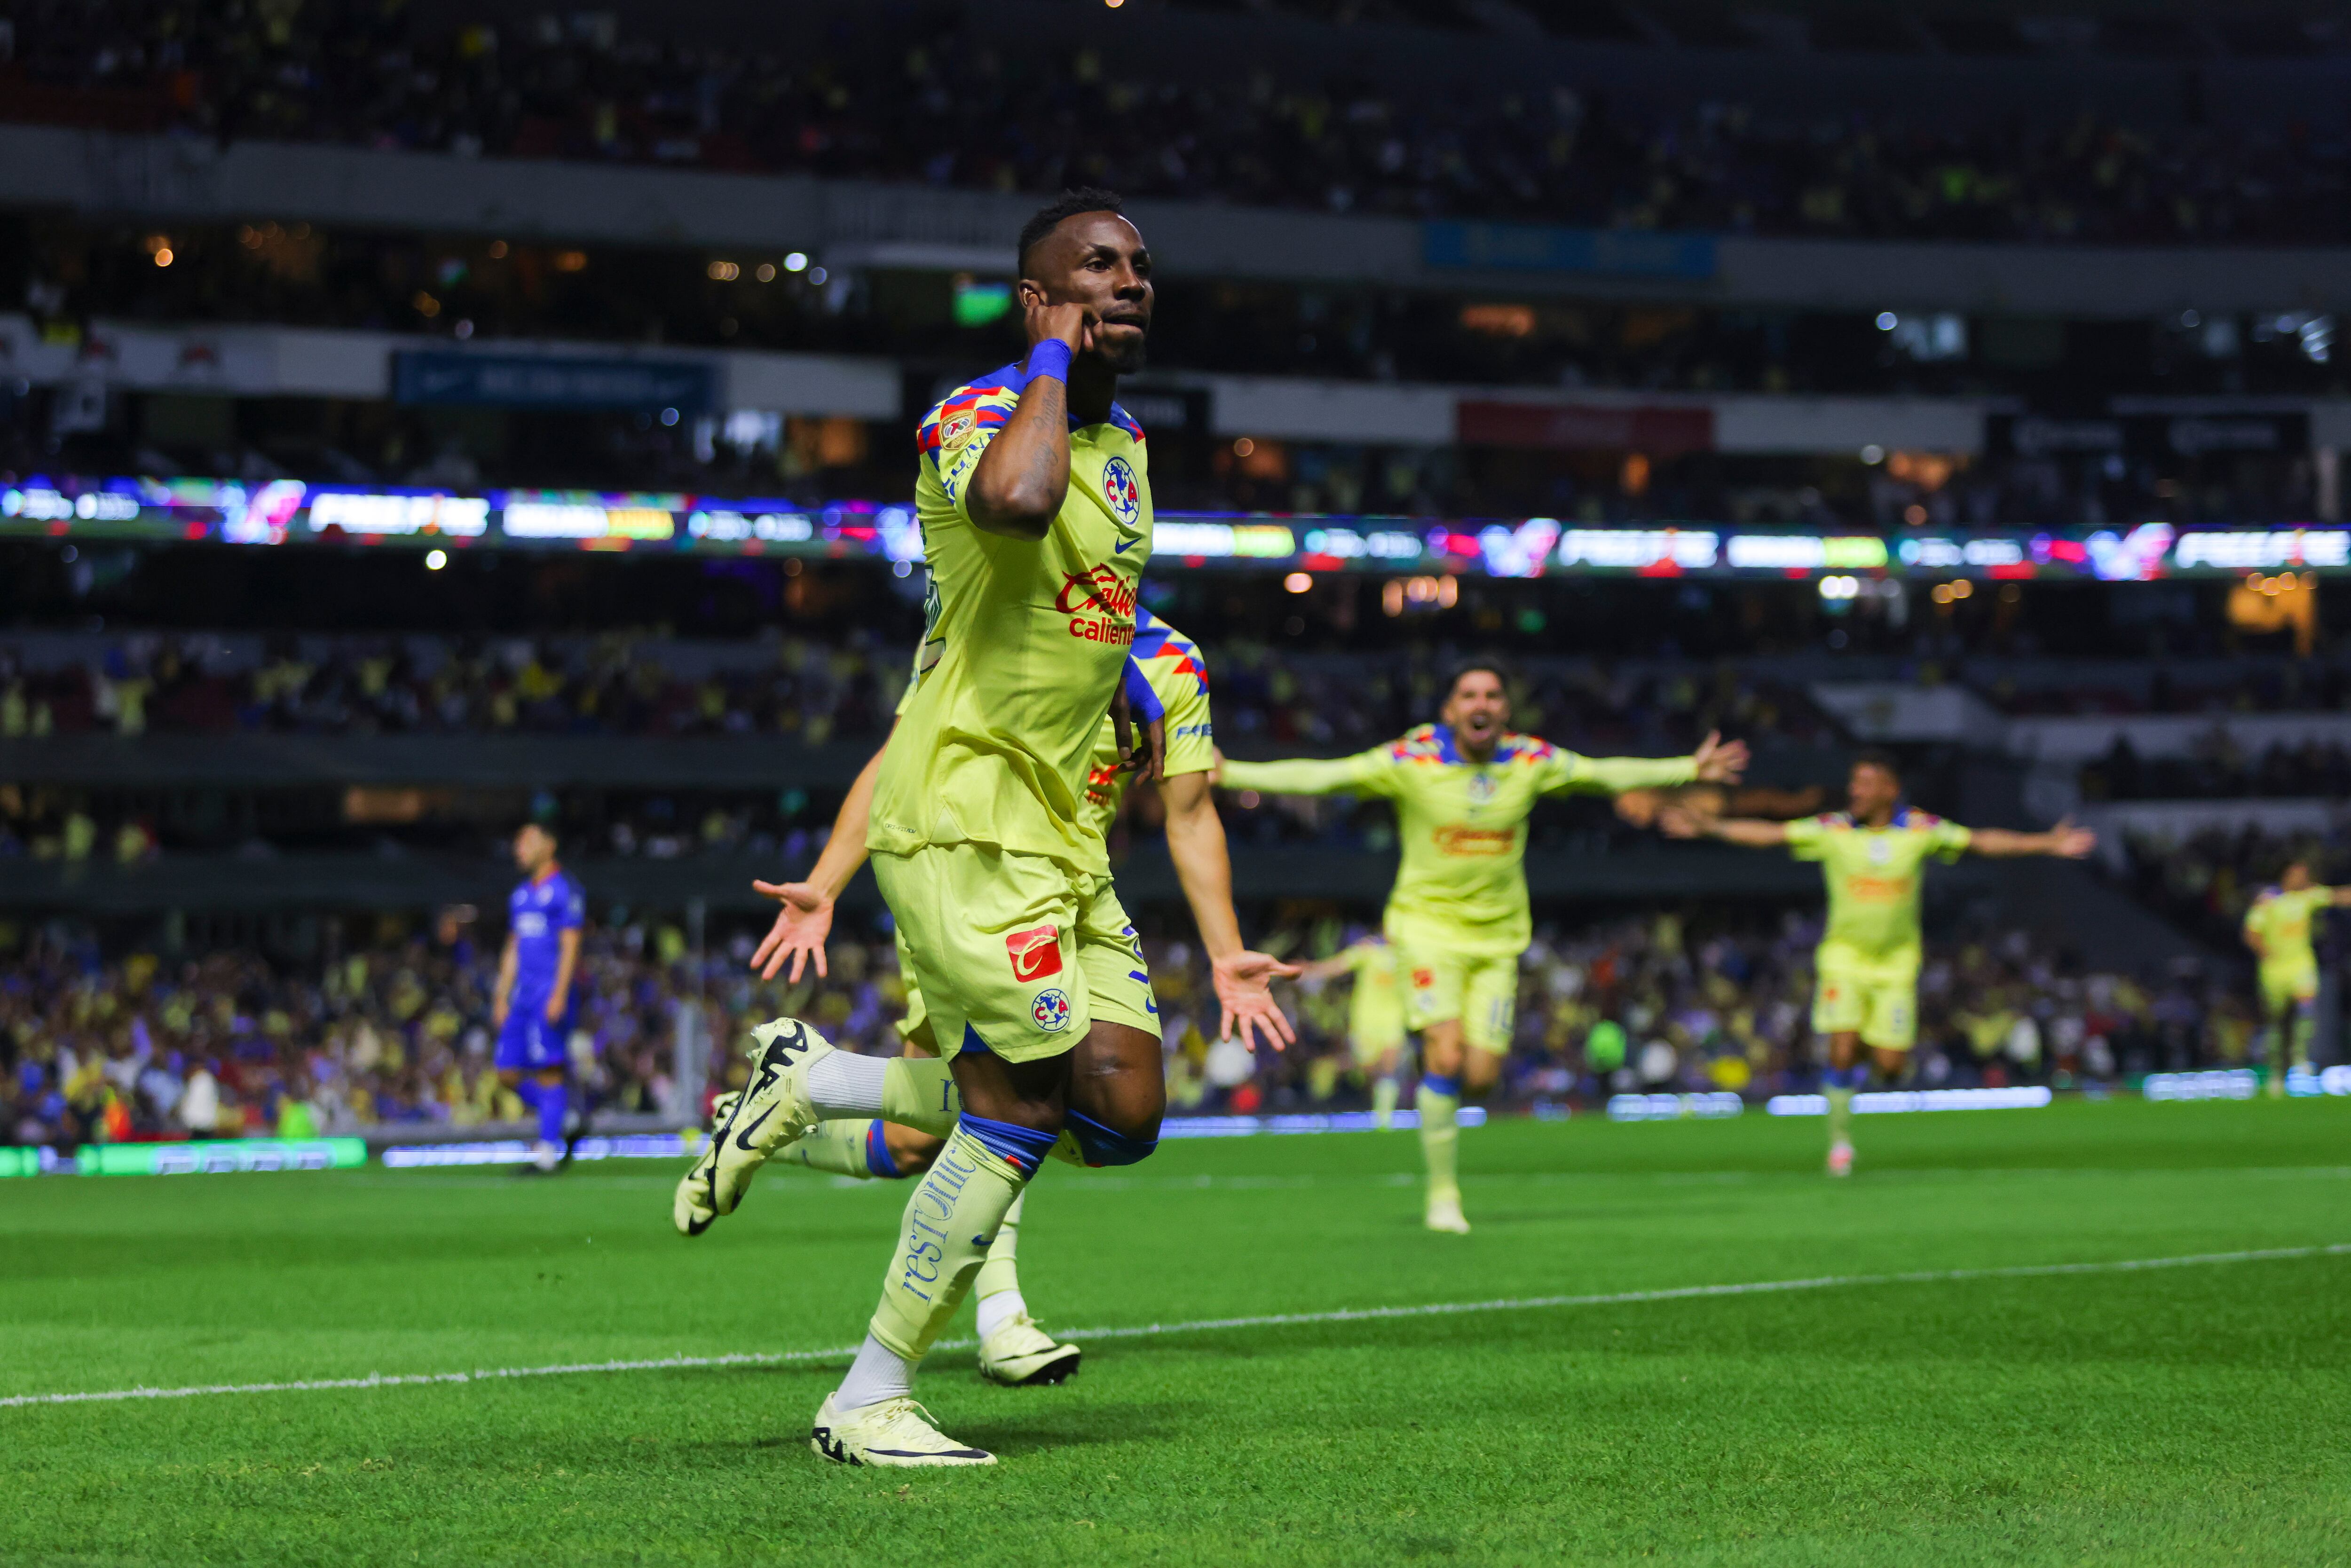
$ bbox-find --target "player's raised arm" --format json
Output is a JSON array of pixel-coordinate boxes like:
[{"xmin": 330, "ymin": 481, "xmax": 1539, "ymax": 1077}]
[
  {"xmin": 750, "ymin": 724, "xmax": 894, "ymax": 982},
  {"xmin": 1966, "ymin": 819, "xmax": 2097, "ymax": 859},
  {"xmin": 1160, "ymin": 770, "xmax": 1300, "ymax": 1052},
  {"xmin": 963, "ymin": 302, "xmax": 1089, "ymax": 539}
]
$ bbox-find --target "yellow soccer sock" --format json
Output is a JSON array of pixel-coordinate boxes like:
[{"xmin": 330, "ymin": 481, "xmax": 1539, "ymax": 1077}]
[
  {"xmin": 1826, "ymin": 1085, "xmax": 1854, "ymax": 1146},
  {"xmin": 867, "ymin": 1125, "xmax": 1033, "ymax": 1363},
  {"xmin": 783, "ymin": 1118, "xmax": 879, "ymax": 1178},
  {"xmin": 1372, "ymin": 1076, "xmax": 1399, "ymax": 1129},
  {"xmin": 972, "ymin": 1189, "xmax": 1028, "ymax": 1338},
  {"xmin": 883, "ymin": 1056, "xmax": 960, "ymax": 1136},
  {"xmin": 1417, "ymin": 1078, "xmax": 1460, "ymax": 1201}
]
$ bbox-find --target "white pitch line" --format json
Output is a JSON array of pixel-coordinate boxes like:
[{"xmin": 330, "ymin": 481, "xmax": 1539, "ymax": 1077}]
[{"xmin": 5, "ymin": 1242, "xmax": 2343, "ymax": 1411}]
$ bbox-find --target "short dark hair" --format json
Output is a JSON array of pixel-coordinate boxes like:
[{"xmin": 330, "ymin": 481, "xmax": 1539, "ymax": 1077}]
[
  {"xmin": 1852, "ymin": 748, "xmax": 1902, "ymax": 781},
  {"xmin": 1443, "ymin": 659, "xmax": 1514, "ymax": 702},
  {"xmin": 1018, "ymin": 187, "xmax": 1127, "ymax": 276}
]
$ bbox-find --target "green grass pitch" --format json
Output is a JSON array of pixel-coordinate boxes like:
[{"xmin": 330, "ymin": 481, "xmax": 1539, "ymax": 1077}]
[{"xmin": 6, "ymin": 1098, "xmax": 2349, "ymax": 1567}]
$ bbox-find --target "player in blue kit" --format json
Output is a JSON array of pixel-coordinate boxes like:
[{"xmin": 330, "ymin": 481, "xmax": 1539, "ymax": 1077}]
[{"xmin": 494, "ymin": 823, "xmax": 585, "ymax": 1174}]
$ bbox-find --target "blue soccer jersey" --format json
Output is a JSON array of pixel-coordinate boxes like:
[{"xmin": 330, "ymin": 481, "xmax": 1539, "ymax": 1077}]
[{"xmin": 507, "ymin": 867, "xmax": 584, "ymax": 1010}]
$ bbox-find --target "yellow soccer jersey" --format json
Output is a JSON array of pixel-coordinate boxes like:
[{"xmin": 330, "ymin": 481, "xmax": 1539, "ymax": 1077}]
[
  {"xmin": 1784, "ymin": 808, "xmax": 1973, "ymax": 961},
  {"xmin": 1335, "ymin": 938, "xmax": 1406, "ymax": 1045},
  {"xmin": 1223, "ymin": 725, "xmax": 1697, "ymax": 955},
  {"xmin": 2245, "ymin": 885, "xmax": 2333, "ymax": 972},
  {"xmin": 1078, "ymin": 607, "xmax": 1214, "ymax": 839},
  {"xmin": 870, "ymin": 363, "xmax": 1153, "ymax": 876}
]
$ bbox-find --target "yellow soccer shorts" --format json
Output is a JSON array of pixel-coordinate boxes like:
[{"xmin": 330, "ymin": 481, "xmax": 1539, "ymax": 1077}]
[
  {"xmin": 1349, "ymin": 1013, "xmax": 1407, "ymax": 1067},
  {"xmin": 1390, "ymin": 934, "xmax": 1517, "ymax": 1055},
  {"xmin": 893, "ymin": 928, "xmax": 939, "ymax": 1056},
  {"xmin": 875, "ymin": 843, "xmax": 1156, "ymax": 1065},
  {"xmin": 1813, "ymin": 942, "xmax": 1920, "ymax": 1052},
  {"xmin": 2259, "ymin": 961, "xmax": 2318, "ymax": 1019}
]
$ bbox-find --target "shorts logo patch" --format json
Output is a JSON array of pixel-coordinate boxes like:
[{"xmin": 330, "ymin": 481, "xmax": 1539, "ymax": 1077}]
[
  {"xmin": 1412, "ymin": 968, "xmax": 1435, "ymax": 989},
  {"xmin": 1006, "ymin": 925, "xmax": 1064, "ymax": 983},
  {"xmin": 1032, "ymin": 988, "xmax": 1072, "ymax": 1032},
  {"xmin": 1102, "ymin": 456, "xmax": 1141, "ymax": 529}
]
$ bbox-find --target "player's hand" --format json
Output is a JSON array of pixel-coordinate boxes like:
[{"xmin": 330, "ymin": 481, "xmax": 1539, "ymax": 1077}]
[
  {"xmin": 1657, "ymin": 805, "xmax": 1707, "ymax": 840},
  {"xmin": 2047, "ymin": 819, "xmax": 2097, "ymax": 859},
  {"xmin": 1109, "ymin": 683, "xmax": 1165, "ymax": 783},
  {"xmin": 749, "ymin": 879, "xmax": 836, "ymax": 981},
  {"xmin": 1212, "ymin": 949, "xmax": 1302, "ymax": 1054},
  {"xmin": 1691, "ymin": 730, "xmax": 1750, "ymax": 784},
  {"xmin": 542, "ymin": 993, "xmax": 566, "ymax": 1025},
  {"xmin": 1025, "ymin": 298, "xmax": 1094, "ymax": 355}
]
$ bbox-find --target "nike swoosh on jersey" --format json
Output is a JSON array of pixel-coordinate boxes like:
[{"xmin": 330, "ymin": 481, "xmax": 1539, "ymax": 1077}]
[{"xmin": 1114, "ymin": 536, "xmax": 1139, "ymax": 552}]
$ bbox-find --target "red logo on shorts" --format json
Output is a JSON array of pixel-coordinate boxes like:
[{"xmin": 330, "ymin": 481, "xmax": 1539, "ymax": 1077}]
[
  {"xmin": 1411, "ymin": 968, "xmax": 1435, "ymax": 989},
  {"xmin": 1006, "ymin": 926, "xmax": 1064, "ymax": 983}
]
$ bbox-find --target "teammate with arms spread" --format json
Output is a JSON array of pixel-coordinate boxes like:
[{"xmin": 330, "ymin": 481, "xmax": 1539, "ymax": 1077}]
[
  {"xmin": 720, "ymin": 602, "xmax": 1291, "ymax": 1387},
  {"xmin": 492, "ymin": 823, "xmax": 583, "ymax": 1174},
  {"xmin": 1294, "ymin": 931, "xmax": 1406, "ymax": 1127},
  {"xmin": 672, "ymin": 189, "xmax": 1276, "ymax": 1467},
  {"xmin": 2241, "ymin": 859, "xmax": 2349, "ymax": 1097},
  {"xmin": 1223, "ymin": 664, "xmax": 1748, "ymax": 1231},
  {"xmin": 1668, "ymin": 750, "xmax": 2093, "ymax": 1174}
]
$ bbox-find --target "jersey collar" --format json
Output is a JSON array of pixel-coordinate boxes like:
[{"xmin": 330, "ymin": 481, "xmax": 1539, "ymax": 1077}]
[{"xmin": 978, "ymin": 359, "xmax": 1135, "ymax": 433}]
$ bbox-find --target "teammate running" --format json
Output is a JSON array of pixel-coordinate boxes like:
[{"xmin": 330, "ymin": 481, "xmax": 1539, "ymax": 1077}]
[
  {"xmin": 1295, "ymin": 930, "xmax": 1406, "ymax": 1127},
  {"xmin": 492, "ymin": 823, "xmax": 583, "ymax": 1174},
  {"xmin": 673, "ymin": 189, "xmax": 1282, "ymax": 1468},
  {"xmin": 1666, "ymin": 750, "xmax": 2093, "ymax": 1174},
  {"xmin": 1221, "ymin": 663, "xmax": 1748, "ymax": 1232},
  {"xmin": 2241, "ymin": 859, "xmax": 2349, "ymax": 1097},
  {"xmin": 726, "ymin": 603, "xmax": 1291, "ymax": 1388}
]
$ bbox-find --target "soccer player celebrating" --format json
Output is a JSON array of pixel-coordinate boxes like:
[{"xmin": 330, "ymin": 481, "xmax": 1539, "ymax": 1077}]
[
  {"xmin": 492, "ymin": 823, "xmax": 584, "ymax": 1174},
  {"xmin": 1221, "ymin": 664, "xmax": 1749, "ymax": 1232},
  {"xmin": 1295, "ymin": 930, "xmax": 1407, "ymax": 1127},
  {"xmin": 2242, "ymin": 859, "xmax": 2350, "ymax": 1097},
  {"xmin": 673, "ymin": 189, "xmax": 1284, "ymax": 1467},
  {"xmin": 723, "ymin": 603, "xmax": 1292, "ymax": 1388},
  {"xmin": 1667, "ymin": 750, "xmax": 2093, "ymax": 1174}
]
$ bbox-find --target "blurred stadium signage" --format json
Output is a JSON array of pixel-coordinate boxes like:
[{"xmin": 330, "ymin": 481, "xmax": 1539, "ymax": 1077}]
[
  {"xmin": 73, "ymin": 1138, "xmax": 366, "ymax": 1175},
  {"xmin": 7, "ymin": 473, "xmax": 2351, "ymax": 581},
  {"xmin": 1423, "ymin": 221, "xmax": 1718, "ymax": 281},
  {"xmin": 393, "ymin": 351, "xmax": 715, "ymax": 413}
]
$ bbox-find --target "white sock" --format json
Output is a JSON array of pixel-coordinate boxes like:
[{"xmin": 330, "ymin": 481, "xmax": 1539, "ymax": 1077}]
[
  {"xmin": 834, "ymin": 1332, "xmax": 914, "ymax": 1410},
  {"xmin": 807, "ymin": 1050, "xmax": 888, "ymax": 1117},
  {"xmin": 975, "ymin": 1289, "xmax": 1028, "ymax": 1341}
]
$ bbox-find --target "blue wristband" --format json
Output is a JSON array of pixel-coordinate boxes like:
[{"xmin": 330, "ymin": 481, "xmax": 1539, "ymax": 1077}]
[{"xmin": 1024, "ymin": 339, "xmax": 1074, "ymax": 385}]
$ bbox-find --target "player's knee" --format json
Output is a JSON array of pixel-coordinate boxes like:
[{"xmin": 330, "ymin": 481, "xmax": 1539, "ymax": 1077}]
[{"xmin": 1065, "ymin": 1106, "xmax": 1159, "ymax": 1167}]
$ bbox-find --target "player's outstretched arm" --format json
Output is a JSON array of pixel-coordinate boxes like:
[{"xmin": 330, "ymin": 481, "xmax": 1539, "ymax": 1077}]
[
  {"xmin": 749, "ymin": 730, "xmax": 891, "ymax": 981},
  {"xmin": 1968, "ymin": 819, "xmax": 2097, "ymax": 859},
  {"xmin": 1554, "ymin": 731, "xmax": 1750, "ymax": 797},
  {"xmin": 1161, "ymin": 770, "xmax": 1301, "ymax": 1052},
  {"xmin": 1660, "ymin": 809, "xmax": 1792, "ymax": 849},
  {"xmin": 964, "ymin": 302, "xmax": 1092, "ymax": 539},
  {"xmin": 1216, "ymin": 745, "xmax": 1387, "ymax": 797}
]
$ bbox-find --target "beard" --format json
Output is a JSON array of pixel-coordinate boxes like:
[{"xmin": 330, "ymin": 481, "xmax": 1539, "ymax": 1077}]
[{"xmin": 1091, "ymin": 330, "xmax": 1149, "ymax": 375}]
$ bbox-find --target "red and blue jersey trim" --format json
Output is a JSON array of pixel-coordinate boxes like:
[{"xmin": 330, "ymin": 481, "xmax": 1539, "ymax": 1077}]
[
  {"xmin": 1130, "ymin": 607, "xmax": 1208, "ymax": 696},
  {"xmin": 916, "ymin": 360, "xmax": 1147, "ymax": 462}
]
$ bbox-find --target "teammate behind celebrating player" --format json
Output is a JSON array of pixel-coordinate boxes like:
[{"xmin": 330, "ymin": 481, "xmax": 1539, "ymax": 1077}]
[
  {"xmin": 2242, "ymin": 859, "xmax": 2351, "ymax": 1097},
  {"xmin": 1295, "ymin": 930, "xmax": 1407, "ymax": 1127},
  {"xmin": 1666, "ymin": 750, "xmax": 2093, "ymax": 1175},
  {"xmin": 1222, "ymin": 663, "xmax": 1748, "ymax": 1232},
  {"xmin": 493, "ymin": 823, "xmax": 584, "ymax": 1174}
]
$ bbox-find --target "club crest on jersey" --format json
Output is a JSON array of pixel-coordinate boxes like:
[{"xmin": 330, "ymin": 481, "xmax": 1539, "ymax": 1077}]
[
  {"xmin": 1006, "ymin": 925, "xmax": 1064, "ymax": 983},
  {"xmin": 1467, "ymin": 772, "xmax": 1498, "ymax": 805},
  {"xmin": 1868, "ymin": 838, "xmax": 1893, "ymax": 864},
  {"xmin": 1031, "ymin": 988, "xmax": 1073, "ymax": 1032},
  {"xmin": 1102, "ymin": 456, "xmax": 1141, "ymax": 529}
]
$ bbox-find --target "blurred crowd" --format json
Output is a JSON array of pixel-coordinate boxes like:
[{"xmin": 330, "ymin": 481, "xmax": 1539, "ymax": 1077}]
[
  {"xmin": 1990, "ymin": 663, "xmax": 2351, "ymax": 716},
  {"xmin": 2121, "ymin": 822, "xmax": 2350, "ymax": 952},
  {"xmin": 2081, "ymin": 734, "xmax": 2351, "ymax": 802},
  {"xmin": 0, "ymin": 631, "xmax": 905, "ymax": 743},
  {"xmin": 8, "ymin": 2, "xmax": 2348, "ymax": 245},
  {"xmin": 4, "ymin": 898, "xmax": 2268, "ymax": 1151}
]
